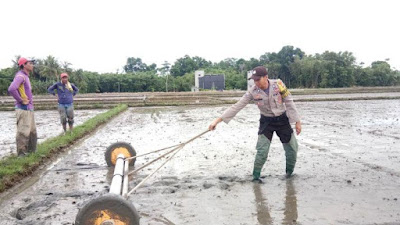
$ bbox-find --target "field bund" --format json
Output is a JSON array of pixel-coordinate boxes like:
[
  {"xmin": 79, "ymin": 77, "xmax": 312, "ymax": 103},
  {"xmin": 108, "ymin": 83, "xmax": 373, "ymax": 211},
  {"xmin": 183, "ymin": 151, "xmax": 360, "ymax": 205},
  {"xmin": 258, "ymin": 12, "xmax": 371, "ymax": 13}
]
[{"xmin": 1, "ymin": 86, "xmax": 400, "ymax": 110}]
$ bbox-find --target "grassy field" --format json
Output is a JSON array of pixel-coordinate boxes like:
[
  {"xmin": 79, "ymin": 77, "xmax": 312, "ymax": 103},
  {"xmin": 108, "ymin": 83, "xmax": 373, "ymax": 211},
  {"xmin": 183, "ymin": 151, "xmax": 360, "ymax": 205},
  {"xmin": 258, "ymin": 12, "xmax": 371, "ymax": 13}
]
[{"xmin": 0, "ymin": 104, "xmax": 128, "ymax": 193}]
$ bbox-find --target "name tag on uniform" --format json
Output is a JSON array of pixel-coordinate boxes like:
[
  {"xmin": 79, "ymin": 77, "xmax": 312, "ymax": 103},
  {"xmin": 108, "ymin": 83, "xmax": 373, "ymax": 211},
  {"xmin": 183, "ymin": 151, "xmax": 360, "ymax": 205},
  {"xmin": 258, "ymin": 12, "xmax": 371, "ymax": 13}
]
[{"xmin": 254, "ymin": 94, "xmax": 264, "ymax": 106}]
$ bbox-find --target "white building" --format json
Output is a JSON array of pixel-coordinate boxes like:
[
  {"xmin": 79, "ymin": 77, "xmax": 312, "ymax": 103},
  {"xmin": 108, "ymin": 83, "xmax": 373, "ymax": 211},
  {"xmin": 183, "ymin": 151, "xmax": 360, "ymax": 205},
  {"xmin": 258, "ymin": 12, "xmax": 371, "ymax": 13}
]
[{"xmin": 247, "ymin": 70, "xmax": 255, "ymax": 90}]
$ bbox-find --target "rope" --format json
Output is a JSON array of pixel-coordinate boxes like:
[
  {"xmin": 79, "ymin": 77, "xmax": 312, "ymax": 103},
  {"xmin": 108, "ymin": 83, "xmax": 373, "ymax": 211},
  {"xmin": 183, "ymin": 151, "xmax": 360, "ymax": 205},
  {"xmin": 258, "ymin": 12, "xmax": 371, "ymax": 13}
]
[
  {"xmin": 124, "ymin": 144, "xmax": 182, "ymax": 161},
  {"xmin": 127, "ymin": 144, "xmax": 184, "ymax": 176},
  {"xmin": 125, "ymin": 130, "xmax": 209, "ymax": 197}
]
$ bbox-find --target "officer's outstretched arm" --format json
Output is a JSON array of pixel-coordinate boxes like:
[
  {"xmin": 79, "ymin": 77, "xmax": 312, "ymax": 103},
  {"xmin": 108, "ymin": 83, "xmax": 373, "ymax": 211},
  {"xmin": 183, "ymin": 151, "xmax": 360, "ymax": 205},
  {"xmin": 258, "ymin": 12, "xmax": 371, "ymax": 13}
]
[{"xmin": 209, "ymin": 117, "xmax": 223, "ymax": 131}]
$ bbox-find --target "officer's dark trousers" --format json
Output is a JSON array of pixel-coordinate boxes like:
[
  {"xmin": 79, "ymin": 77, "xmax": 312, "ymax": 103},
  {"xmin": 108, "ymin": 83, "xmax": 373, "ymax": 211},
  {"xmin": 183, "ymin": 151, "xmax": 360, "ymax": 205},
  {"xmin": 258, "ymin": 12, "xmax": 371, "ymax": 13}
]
[{"xmin": 253, "ymin": 113, "xmax": 298, "ymax": 179}]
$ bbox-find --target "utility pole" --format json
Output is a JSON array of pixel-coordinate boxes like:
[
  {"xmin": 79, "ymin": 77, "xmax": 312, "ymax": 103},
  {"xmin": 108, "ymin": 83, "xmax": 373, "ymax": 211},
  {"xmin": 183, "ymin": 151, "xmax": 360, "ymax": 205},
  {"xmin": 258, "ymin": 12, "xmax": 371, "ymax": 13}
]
[{"xmin": 166, "ymin": 74, "xmax": 168, "ymax": 92}]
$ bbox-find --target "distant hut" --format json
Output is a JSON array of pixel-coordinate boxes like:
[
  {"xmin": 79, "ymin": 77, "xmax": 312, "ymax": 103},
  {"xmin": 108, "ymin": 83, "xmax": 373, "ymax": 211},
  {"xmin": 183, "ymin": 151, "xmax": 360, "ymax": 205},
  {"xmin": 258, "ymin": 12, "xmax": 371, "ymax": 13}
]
[{"xmin": 194, "ymin": 70, "xmax": 225, "ymax": 91}]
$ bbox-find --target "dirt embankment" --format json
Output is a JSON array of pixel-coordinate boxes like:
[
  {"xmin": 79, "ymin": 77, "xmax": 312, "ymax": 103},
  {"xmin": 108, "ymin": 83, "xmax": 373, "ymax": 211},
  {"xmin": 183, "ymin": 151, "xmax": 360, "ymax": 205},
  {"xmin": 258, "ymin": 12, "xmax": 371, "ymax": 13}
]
[{"xmin": 1, "ymin": 86, "xmax": 400, "ymax": 110}]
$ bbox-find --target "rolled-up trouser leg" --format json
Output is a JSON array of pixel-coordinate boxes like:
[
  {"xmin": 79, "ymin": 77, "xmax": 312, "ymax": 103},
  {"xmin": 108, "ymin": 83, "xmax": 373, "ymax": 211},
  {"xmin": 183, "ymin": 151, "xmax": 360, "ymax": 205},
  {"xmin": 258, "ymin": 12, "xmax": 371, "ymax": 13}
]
[
  {"xmin": 282, "ymin": 133, "xmax": 298, "ymax": 175},
  {"xmin": 16, "ymin": 110, "xmax": 37, "ymax": 155},
  {"xmin": 58, "ymin": 105, "xmax": 67, "ymax": 125},
  {"xmin": 253, "ymin": 134, "xmax": 271, "ymax": 179},
  {"xmin": 16, "ymin": 110, "xmax": 30, "ymax": 155},
  {"xmin": 66, "ymin": 104, "xmax": 74, "ymax": 126},
  {"xmin": 27, "ymin": 111, "xmax": 37, "ymax": 153}
]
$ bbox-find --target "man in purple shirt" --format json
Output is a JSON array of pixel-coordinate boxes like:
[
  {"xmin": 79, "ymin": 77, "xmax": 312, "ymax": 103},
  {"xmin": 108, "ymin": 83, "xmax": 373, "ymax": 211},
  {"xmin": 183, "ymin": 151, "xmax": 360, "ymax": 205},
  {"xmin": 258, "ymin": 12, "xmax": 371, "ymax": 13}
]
[{"xmin": 8, "ymin": 57, "xmax": 37, "ymax": 156}]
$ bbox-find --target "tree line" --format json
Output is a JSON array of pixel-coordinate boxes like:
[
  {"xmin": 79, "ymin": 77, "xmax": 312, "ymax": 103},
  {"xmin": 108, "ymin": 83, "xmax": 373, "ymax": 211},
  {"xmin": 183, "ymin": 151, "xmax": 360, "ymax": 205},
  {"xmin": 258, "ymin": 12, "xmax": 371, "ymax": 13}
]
[{"xmin": 1, "ymin": 46, "xmax": 399, "ymax": 95}]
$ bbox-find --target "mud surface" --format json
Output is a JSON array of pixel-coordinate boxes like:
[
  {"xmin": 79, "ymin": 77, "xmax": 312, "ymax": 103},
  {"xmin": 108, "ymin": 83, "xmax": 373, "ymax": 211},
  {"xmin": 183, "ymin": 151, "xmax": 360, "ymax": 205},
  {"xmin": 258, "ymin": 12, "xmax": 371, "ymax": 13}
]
[
  {"xmin": 0, "ymin": 109, "xmax": 107, "ymax": 159},
  {"xmin": 0, "ymin": 100, "xmax": 400, "ymax": 224},
  {"xmin": 292, "ymin": 92, "xmax": 400, "ymax": 100}
]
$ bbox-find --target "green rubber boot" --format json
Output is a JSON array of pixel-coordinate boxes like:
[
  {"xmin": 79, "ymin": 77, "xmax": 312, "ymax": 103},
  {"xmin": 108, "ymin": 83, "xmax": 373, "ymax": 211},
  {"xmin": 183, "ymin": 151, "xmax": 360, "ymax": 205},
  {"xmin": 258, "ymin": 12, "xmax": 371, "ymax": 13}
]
[
  {"xmin": 253, "ymin": 135, "xmax": 271, "ymax": 180},
  {"xmin": 283, "ymin": 133, "xmax": 298, "ymax": 177},
  {"xmin": 252, "ymin": 170, "xmax": 261, "ymax": 181}
]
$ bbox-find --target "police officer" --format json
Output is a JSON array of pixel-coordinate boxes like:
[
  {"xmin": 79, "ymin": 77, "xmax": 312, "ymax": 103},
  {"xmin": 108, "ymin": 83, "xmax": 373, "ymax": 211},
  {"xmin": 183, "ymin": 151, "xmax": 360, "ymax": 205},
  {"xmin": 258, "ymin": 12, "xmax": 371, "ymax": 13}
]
[{"xmin": 209, "ymin": 66, "xmax": 301, "ymax": 181}]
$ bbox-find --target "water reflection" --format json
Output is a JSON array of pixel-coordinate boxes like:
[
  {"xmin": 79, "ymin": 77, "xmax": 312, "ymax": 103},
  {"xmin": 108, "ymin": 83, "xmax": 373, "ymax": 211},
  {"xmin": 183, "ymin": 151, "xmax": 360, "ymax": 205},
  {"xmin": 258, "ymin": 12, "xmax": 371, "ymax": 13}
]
[
  {"xmin": 253, "ymin": 179, "xmax": 298, "ymax": 225},
  {"xmin": 253, "ymin": 183, "xmax": 272, "ymax": 225},
  {"xmin": 283, "ymin": 179, "xmax": 298, "ymax": 224}
]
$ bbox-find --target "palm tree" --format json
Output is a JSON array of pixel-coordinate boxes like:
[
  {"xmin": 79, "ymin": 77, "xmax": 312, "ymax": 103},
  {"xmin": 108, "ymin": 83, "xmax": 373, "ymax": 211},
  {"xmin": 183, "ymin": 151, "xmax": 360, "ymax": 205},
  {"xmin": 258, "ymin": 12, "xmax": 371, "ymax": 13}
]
[{"xmin": 36, "ymin": 55, "xmax": 61, "ymax": 82}]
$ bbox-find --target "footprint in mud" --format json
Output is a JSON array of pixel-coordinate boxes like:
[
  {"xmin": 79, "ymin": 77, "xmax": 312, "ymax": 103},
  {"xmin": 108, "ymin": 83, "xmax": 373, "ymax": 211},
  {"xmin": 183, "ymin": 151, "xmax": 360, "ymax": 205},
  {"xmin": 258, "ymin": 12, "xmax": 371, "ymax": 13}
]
[
  {"xmin": 150, "ymin": 110, "xmax": 161, "ymax": 120},
  {"xmin": 218, "ymin": 175, "xmax": 247, "ymax": 183},
  {"xmin": 183, "ymin": 118, "xmax": 194, "ymax": 122},
  {"xmin": 203, "ymin": 181, "xmax": 215, "ymax": 189},
  {"xmin": 134, "ymin": 175, "xmax": 246, "ymax": 194},
  {"xmin": 203, "ymin": 176, "xmax": 245, "ymax": 190},
  {"xmin": 133, "ymin": 176, "xmax": 181, "ymax": 193},
  {"xmin": 219, "ymin": 182, "xmax": 230, "ymax": 190},
  {"xmin": 11, "ymin": 197, "xmax": 57, "ymax": 220},
  {"xmin": 162, "ymin": 187, "xmax": 178, "ymax": 194},
  {"xmin": 152, "ymin": 176, "xmax": 179, "ymax": 186}
]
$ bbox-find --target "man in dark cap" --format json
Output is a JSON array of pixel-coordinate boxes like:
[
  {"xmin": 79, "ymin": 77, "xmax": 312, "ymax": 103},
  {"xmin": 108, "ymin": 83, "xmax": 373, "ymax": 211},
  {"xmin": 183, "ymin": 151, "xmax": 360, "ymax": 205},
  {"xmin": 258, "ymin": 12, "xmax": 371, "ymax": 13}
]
[{"xmin": 209, "ymin": 66, "xmax": 301, "ymax": 182}]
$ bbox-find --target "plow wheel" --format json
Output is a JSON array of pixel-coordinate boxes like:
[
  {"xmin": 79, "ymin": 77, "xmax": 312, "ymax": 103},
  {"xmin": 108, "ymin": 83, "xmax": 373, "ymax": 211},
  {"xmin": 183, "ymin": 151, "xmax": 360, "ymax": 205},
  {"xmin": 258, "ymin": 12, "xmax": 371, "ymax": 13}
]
[
  {"xmin": 75, "ymin": 194, "xmax": 140, "ymax": 225},
  {"xmin": 105, "ymin": 142, "xmax": 136, "ymax": 167}
]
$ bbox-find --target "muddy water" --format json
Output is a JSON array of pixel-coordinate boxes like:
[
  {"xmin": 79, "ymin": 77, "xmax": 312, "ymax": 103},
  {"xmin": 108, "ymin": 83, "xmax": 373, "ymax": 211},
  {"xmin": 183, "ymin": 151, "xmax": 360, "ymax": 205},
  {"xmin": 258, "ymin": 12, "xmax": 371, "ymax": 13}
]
[
  {"xmin": 0, "ymin": 109, "xmax": 107, "ymax": 159},
  {"xmin": 293, "ymin": 92, "xmax": 400, "ymax": 100},
  {"xmin": 0, "ymin": 100, "xmax": 400, "ymax": 224}
]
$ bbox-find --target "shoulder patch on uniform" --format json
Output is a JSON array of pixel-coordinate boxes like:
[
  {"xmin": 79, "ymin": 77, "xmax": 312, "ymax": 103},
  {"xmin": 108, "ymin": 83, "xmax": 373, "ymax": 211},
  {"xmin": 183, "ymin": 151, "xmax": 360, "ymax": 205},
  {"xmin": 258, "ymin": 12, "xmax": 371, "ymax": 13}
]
[{"xmin": 277, "ymin": 79, "xmax": 290, "ymax": 98}]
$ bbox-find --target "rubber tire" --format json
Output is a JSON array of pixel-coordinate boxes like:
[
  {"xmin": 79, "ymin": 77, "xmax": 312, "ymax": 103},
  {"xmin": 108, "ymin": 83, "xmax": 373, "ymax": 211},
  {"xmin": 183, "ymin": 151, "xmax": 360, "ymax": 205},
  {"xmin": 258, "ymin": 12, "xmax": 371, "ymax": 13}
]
[
  {"xmin": 105, "ymin": 142, "xmax": 136, "ymax": 167},
  {"xmin": 75, "ymin": 193, "xmax": 140, "ymax": 225}
]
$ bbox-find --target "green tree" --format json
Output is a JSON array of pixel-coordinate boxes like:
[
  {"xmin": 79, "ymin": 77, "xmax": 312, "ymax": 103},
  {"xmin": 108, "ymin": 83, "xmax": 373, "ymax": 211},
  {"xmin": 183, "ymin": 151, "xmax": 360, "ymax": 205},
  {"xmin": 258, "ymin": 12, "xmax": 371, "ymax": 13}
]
[
  {"xmin": 69, "ymin": 69, "xmax": 88, "ymax": 93},
  {"xmin": 0, "ymin": 68, "xmax": 14, "ymax": 95},
  {"xmin": 35, "ymin": 56, "xmax": 62, "ymax": 82},
  {"xmin": 61, "ymin": 61, "xmax": 73, "ymax": 76},
  {"xmin": 170, "ymin": 55, "xmax": 212, "ymax": 77},
  {"xmin": 276, "ymin": 46, "xmax": 305, "ymax": 87},
  {"xmin": 246, "ymin": 58, "xmax": 261, "ymax": 71},
  {"xmin": 160, "ymin": 61, "xmax": 171, "ymax": 92},
  {"xmin": 10, "ymin": 55, "xmax": 21, "ymax": 74},
  {"xmin": 123, "ymin": 57, "xmax": 156, "ymax": 73},
  {"xmin": 214, "ymin": 58, "xmax": 238, "ymax": 70},
  {"xmin": 265, "ymin": 62, "xmax": 281, "ymax": 79},
  {"xmin": 317, "ymin": 51, "xmax": 356, "ymax": 87},
  {"xmin": 289, "ymin": 56, "xmax": 326, "ymax": 88},
  {"xmin": 259, "ymin": 46, "xmax": 305, "ymax": 87},
  {"xmin": 370, "ymin": 61, "xmax": 394, "ymax": 86},
  {"xmin": 84, "ymin": 71, "xmax": 100, "ymax": 93},
  {"xmin": 354, "ymin": 65, "xmax": 372, "ymax": 86},
  {"xmin": 235, "ymin": 58, "xmax": 247, "ymax": 74},
  {"xmin": 172, "ymin": 72, "xmax": 194, "ymax": 91}
]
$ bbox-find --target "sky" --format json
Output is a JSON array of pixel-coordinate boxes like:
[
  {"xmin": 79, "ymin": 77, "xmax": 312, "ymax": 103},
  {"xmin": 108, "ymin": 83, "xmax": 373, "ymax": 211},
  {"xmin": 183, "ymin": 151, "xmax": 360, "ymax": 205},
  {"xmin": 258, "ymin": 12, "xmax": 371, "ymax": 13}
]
[{"xmin": 1, "ymin": 0, "xmax": 399, "ymax": 73}]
